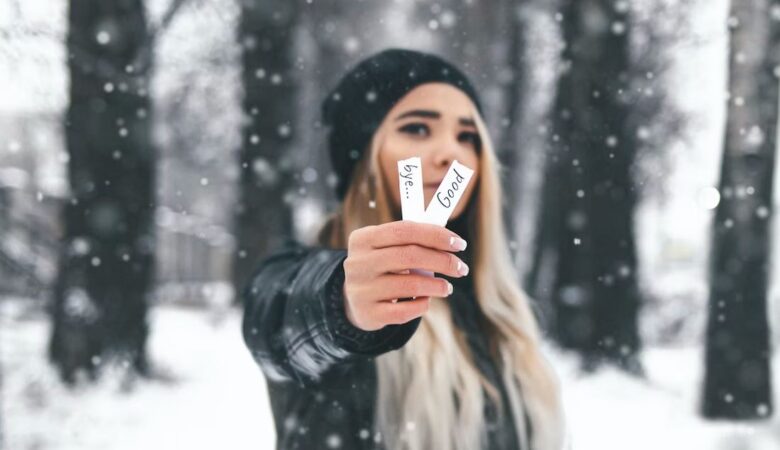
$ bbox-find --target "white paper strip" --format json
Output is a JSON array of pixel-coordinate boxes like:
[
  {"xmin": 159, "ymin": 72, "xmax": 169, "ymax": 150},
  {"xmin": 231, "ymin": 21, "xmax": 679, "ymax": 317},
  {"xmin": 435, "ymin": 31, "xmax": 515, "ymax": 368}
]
[
  {"xmin": 423, "ymin": 160, "xmax": 474, "ymax": 227},
  {"xmin": 398, "ymin": 157, "xmax": 430, "ymax": 280},
  {"xmin": 397, "ymin": 157, "xmax": 425, "ymax": 223}
]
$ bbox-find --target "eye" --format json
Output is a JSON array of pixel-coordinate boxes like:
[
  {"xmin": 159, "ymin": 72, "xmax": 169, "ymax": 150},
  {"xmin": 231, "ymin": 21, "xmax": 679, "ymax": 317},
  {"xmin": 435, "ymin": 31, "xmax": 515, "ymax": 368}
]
[
  {"xmin": 458, "ymin": 131, "xmax": 482, "ymax": 151},
  {"xmin": 398, "ymin": 123, "xmax": 430, "ymax": 137}
]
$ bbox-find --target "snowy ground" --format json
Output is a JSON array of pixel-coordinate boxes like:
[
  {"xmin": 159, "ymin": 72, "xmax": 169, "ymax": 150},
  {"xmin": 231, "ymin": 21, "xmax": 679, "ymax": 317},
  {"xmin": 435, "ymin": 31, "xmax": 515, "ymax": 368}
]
[
  {"xmin": 3, "ymin": 297, "xmax": 780, "ymax": 450},
  {"xmin": 1, "ymin": 299, "xmax": 274, "ymax": 450}
]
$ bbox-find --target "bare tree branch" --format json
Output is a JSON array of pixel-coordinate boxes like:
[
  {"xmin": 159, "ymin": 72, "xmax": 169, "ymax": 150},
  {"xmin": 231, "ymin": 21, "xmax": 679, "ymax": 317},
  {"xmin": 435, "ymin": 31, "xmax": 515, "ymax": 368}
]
[
  {"xmin": 131, "ymin": 0, "xmax": 190, "ymax": 74},
  {"xmin": 150, "ymin": 0, "xmax": 189, "ymax": 42}
]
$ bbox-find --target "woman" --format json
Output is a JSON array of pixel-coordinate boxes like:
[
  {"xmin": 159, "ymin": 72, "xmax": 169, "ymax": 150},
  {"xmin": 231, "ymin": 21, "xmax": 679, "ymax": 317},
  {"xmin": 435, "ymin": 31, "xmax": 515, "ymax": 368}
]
[{"xmin": 242, "ymin": 48, "xmax": 565, "ymax": 450}]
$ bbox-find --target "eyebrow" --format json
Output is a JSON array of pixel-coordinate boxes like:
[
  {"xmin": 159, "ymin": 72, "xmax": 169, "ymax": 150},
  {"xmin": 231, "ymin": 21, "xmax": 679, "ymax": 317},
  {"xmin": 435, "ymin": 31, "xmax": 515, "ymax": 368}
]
[{"xmin": 394, "ymin": 109, "xmax": 476, "ymax": 127}]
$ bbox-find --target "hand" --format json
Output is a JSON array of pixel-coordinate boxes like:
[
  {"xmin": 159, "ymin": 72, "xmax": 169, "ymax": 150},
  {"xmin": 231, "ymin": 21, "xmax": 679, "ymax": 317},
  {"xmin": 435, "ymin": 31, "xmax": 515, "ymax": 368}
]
[{"xmin": 342, "ymin": 220, "xmax": 469, "ymax": 331}]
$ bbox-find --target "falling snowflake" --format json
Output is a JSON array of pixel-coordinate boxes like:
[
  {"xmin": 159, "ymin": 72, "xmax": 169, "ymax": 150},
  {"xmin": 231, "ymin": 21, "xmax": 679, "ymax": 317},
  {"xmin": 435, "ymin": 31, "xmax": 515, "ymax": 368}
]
[
  {"xmin": 302, "ymin": 167, "xmax": 318, "ymax": 183},
  {"xmin": 64, "ymin": 288, "xmax": 99, "ymax": 321},
  {"xmin": 440, "ymin": 10, "xmax": 456, "ymax": 28},
  {"xmin": 96, "ymin": 30, "xmax": 111, "ymax": 45},
  {"xmin": 326, "ymin": 433, "xmax": 342, "ymax": 448},
  {"xmin": 611, "ymin": 21, "xmax": 626, "ymax": 35},
  {"xmin": 745, "ymin": 125, "xmax": 764, "ymax": 147},
  {"xmin": 697, "ymin": 187, "xmax": 720, "ymax": 210},
  {"xmin": 252, "ymin": 157, "xmax": 278, "ymax": 185},
  {"xmin": 344, "ymin": 37, "xmax": 360, "ymax": 54}
]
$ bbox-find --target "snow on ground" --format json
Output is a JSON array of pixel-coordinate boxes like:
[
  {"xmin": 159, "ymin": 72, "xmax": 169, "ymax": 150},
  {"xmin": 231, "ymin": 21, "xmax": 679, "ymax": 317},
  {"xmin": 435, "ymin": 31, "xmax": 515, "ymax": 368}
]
[
  {"xmin": 1, "ymin": 298, "xmax": 274, "ymax": 450},
  {"xmin": 3, "ymin": 297, "xmax": 780, "ymax": 450},
  {"xmin": 551, "ymin": 347, "xmax": 780, "ymax": 450}
]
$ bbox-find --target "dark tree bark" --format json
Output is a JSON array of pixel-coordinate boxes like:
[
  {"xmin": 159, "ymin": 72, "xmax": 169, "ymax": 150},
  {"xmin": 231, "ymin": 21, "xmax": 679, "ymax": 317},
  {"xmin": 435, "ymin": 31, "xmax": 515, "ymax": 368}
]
[
  {"xmin": 51, "ymin": 0, "xmax": 156, "ymax": 383},
  {"xmin": 233, "ymin": 0, "xmax": 300, "ymax": 295},
  {"xmin": 532, "ymin": 0, "xmax": 641, "ymax": 372},
  {"xmin": 702, "ymin": 0, "xmax": 779, "ymax": 420},
  {"xmin": 495, "ymin": 0, "xmax": 531, "ymax": 262}
]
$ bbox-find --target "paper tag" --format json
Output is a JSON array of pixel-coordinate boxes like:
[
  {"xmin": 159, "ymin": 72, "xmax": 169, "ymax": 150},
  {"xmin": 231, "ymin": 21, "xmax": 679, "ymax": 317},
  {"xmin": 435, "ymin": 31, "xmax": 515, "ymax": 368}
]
[
  {"xmin": 396, "ymin": 158, "xmax": 474, "ymax": 282},
  {"xmin": 397, "ymin": 157, "xmax": 426, "ymax": 223},
  {"xmin": 423, "ymin": 160, "xmax": 474, "ymax": 226}
]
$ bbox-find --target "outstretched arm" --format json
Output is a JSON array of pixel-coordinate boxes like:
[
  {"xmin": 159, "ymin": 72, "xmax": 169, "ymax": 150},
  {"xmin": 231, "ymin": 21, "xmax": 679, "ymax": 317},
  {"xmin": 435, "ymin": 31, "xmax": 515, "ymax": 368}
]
[{"xmin": 241, "ymin": 240, "xmax": 420, "ymax": 386}]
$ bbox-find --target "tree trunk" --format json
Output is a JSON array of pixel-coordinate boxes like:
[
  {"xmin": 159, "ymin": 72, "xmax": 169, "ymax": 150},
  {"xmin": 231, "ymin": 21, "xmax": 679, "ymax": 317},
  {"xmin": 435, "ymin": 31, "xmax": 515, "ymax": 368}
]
[
  {"xmin": 233, "ymin": 0, "xmax": 299, "ymax": 295},
  {"xmin": 533, "ymin": 0, "xmax": 641, "ymax": 372},
  {"xmin": 50, "ymin": 0, "xmax": 155, "ymax": 384},
  {"xmin": 702, "ymin": 0, "xmax": 779, "ymax": 420},
  {"xmin": 497, "ymin": 0, "xmax": 530, "ymax": 266}
]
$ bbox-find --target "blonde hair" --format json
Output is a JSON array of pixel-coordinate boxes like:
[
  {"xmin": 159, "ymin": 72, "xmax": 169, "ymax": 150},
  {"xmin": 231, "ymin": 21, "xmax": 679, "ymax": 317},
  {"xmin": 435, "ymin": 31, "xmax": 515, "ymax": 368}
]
[{"xmin": 318, "ymin": 101, "xmax": 564, "ymax": 449}]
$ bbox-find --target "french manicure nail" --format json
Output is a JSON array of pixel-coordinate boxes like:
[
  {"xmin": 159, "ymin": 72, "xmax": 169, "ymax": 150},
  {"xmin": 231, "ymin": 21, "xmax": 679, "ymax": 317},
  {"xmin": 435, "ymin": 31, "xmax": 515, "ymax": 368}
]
[
  {"xmin": 447, "ymin": 281, "xmax": 453, "ymax": 295},
  {"xmin": 449, "ymin": 236, "xmax": 467, "ymax": 251},
  {"xmin": 457, "ymin": 260, "xmax": 469, "ymax": 276}
]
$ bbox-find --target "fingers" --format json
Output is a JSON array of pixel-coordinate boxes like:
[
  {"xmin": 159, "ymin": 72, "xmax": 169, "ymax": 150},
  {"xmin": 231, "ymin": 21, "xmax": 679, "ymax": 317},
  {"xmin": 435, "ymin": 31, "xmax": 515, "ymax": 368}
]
[
  {"xmin": 353, "ymin": 220, "xmax": 468, "ymax": 252},
  {"xmin": 360, "ymin": 244, "xmax": 469, "ymax": 278},
  {"xmin": 350, "ymin": 273, "xmax": 452, "ymax": 303},
  {"xmin": 343, "ymin": 220, "xmax": 468, "ymax": 331}
]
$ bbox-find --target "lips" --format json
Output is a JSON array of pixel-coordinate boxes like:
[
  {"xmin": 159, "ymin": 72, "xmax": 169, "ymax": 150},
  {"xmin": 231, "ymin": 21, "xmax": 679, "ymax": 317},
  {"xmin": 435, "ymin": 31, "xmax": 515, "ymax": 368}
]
[{"xmin": 424, "ymin": 180, "xmax": 443, "ymax": 189}]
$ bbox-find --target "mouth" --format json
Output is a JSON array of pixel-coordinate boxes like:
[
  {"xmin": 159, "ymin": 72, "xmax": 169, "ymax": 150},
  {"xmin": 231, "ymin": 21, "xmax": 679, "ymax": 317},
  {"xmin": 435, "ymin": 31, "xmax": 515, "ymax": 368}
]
[{"xmin": 424, "ymin": 181, "xmax": 443, "ymax": 189}]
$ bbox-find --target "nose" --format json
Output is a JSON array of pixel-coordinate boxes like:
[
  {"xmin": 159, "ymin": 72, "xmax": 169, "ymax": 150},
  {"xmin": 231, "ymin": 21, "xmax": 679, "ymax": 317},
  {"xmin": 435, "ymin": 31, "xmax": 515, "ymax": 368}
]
[{"xmin": 430, "ymin": 132, "xmax": 461, "ymax": 169}]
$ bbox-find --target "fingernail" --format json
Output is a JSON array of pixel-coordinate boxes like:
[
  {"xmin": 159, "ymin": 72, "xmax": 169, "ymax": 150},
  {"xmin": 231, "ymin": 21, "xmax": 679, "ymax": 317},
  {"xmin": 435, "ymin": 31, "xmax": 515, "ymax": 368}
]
[
  {"xmin": 457, "ymin": 260, "xmax": 469, "ymax": 276},
  {"xmin": 450, "ymin": 236, "xmax": 467, "ymax": 251},
  {"xmin": 447, "ymin": 281, "xmax": 453, "ymax": 295}
]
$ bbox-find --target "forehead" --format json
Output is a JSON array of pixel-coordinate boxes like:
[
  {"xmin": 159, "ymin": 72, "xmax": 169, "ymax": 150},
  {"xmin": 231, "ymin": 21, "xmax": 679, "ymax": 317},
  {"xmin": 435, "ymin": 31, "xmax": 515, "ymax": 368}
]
[{"xmin": 388, "ymin": 82, "xmax": 476, "ymax": 118}]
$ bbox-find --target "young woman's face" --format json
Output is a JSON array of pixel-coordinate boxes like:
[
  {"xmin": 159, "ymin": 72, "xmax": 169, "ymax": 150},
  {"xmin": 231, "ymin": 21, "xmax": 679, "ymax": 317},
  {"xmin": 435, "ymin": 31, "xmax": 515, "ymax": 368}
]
[{"xmin": 378, "ymin": 82, "xmax": 481, "ymax": 221}]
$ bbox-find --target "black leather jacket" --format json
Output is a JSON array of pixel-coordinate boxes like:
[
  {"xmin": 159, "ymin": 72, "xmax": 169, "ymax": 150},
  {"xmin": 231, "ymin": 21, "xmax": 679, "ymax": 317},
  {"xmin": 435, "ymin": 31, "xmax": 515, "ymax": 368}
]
[{"xmin": 242, "ymin": 238, "xmax": 527, "ymax": 449}]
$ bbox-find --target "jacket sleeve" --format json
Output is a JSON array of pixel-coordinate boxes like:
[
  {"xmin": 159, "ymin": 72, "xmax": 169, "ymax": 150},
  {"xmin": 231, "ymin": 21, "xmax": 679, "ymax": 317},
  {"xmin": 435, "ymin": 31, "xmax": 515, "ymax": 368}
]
[{"xmin": 241, "ymin": 239, "xmax": 421, "ymax": 386}]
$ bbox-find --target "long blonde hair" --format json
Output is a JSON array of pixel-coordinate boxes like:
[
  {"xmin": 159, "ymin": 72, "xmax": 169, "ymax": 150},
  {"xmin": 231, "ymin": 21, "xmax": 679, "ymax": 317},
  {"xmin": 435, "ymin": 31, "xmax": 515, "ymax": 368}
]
[{"xmin": 318, "ymin": 103, "xmax": 564, "ymax": 450}]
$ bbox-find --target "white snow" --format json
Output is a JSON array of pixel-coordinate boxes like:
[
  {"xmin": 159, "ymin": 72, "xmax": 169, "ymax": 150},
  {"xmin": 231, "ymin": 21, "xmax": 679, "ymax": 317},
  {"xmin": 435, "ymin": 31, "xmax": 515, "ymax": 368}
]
[
  {"xmin": 4, "ymin": 298, "xmax": 780, "ymax": 449},
  {"xmin": 1, "ymin": 299, "xmax": 275, "ymax": 450}
]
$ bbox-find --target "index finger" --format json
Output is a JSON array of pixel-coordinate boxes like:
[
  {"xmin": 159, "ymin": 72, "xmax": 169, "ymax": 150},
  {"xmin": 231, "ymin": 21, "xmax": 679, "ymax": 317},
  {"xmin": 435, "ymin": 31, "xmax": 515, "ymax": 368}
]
[{"xmin": 370, "ymin": 220, "xmax": 467, "ymax": 252}]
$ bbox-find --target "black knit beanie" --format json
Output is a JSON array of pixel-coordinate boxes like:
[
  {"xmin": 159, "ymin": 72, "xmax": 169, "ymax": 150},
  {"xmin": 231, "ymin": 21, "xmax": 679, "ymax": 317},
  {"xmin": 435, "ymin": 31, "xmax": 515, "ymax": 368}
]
[{"xmin": 321, "ymin": 48, "xmax": 484, "ymax": 200}]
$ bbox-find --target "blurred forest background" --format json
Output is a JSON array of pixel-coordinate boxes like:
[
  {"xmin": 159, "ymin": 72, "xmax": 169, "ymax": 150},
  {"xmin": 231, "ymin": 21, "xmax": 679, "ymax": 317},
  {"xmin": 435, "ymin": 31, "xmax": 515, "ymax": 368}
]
[{"xmin": 2, "ymin": 0, "xmax": 780, "ymax": 449}]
